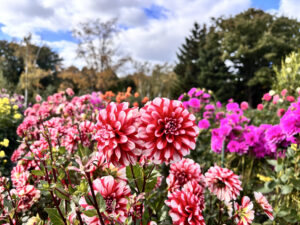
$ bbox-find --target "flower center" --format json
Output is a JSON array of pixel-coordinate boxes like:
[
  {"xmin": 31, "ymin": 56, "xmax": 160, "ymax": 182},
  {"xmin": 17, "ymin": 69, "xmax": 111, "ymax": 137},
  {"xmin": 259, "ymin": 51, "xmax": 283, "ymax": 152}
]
[
  {"xmin": 105, "ymin": 196, "xmax": 114, "ymax": 213},
  {"xmin": 164, "ymin": 118, "xmax": 178, "ymax": 135},
  {"xmin": 177, "ymin": 172, "xmax": 186, "ymax": 185}
]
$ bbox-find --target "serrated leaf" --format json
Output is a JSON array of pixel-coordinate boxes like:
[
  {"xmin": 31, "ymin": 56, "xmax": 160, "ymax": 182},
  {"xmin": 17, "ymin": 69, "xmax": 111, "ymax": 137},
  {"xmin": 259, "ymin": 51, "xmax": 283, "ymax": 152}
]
[{"xmin": 45, "ymin": 208, "xmax": 65, "ymax": 225}]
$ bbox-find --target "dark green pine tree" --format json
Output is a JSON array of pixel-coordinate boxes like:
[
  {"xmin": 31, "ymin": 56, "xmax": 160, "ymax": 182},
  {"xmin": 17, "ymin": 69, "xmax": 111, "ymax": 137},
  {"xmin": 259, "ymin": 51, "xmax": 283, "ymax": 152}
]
[{"xmin": 173, "ymin": 23, "xmax": 207, "ymax": 94}]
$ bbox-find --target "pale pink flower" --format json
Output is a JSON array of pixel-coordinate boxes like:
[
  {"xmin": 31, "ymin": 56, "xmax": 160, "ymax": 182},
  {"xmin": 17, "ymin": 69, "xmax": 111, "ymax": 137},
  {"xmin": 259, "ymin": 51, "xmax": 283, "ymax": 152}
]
[
  {"xmin": 205, "ymin": 165, "xmax": 242, "ymax": 202},
  {"xmin": 254, "ymin": 192, "xmax": 273, "ymax": 220},
  {"xmin": 234, "ymin": 196, "xmax": 254, "ymax": 225}
]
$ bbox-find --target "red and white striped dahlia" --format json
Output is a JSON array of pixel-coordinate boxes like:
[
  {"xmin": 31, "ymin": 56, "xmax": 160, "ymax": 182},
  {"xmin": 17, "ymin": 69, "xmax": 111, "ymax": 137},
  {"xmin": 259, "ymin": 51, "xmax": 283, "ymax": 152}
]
[
  {"xmin": 205, "ymin": 165, "xmax": 242, "ymax": 202},
  {"xmin": 15, "ymin": 185, "xmax": 41, "ymax": 211},
  {"xmin": 94, "ymin": 102, "xmax": 143, "ymax": 166},
  {"xmin": 11, "ymin": 165, "xmax": 30, "ymax": 188},
  {"xmin": 139, "ymin": 98, "xmax": 199, "ymax": 164},
  {"xmin": 183, "ymin": 180, "xmax": 205, "ymax": 211},
  {"xmin": 165, "ymin": 186, "xmax": 205, "ymax": 225},
  {"xmin": 254, "ymin": 192, "xmax": 273, "ymax": 220},
  {"xmin": 167, "ymin": 158, "xmax": 205, "ymax": 192},
  {"xmin": 80, "ymin": 176, "xmax": 131, "ymax": 223},
  {"xmin": 234, "ymin": 196, "xmax": 255, "ymax": 225}
]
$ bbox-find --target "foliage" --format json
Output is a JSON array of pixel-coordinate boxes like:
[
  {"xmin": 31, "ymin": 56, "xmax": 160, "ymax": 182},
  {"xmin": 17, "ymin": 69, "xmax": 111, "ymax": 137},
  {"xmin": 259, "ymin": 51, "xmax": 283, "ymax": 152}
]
[
  {"xmin": 273, "ymin": 50, "xmax": 300, "ymax": 96},
  {"xmin": 174, "ymin": 8, "xmax": 300, "ymax": 105}
]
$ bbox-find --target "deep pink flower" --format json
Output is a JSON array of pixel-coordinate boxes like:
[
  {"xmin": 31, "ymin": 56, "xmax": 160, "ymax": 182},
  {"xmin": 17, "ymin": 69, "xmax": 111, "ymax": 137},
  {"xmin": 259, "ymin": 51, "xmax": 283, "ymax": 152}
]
[
  {"xmin": 94, "ymin": 102, "xmax": 143, "ymax": 166},
  {"xmin": 35, "ymin": 95, "xmax": 42, "ymax": 102},
  {"xmin": 187, "ymin": 88, "xmax": 197, "ymax": 97},
  {"xmin": 205, "ymin": 165, "xmax": 242, "ymax": 202},
  {"xmin": 257, "ymin": 104, "xmax": 264, "ymax": 111},
  {"xmin": 240, "ymin": 102, "xmax": 249, "ymax": 111},
  {"xmin": 167, "ymin": 158, "xmax": 205, "ymax": 192},
  {"xmin": 165, "ymin": 187, "xmax": 205, "ymax": 225},
  {"xmin": 286, "ymin": 96, "xmax": 295, "ymax": 102},
  {"xmin": 139, "ymin": 98, "xmax": 199, "ymax": 164},
  {"xmin": 277, "ymin": 108, "xmax": 285, "ymax": 117},
  {"xmin": 198, "ymin": 119, "xmax": 210, "ymax": 130},
  {"xmin": 262, "ymin": 93, "xmax": 272, "ymax": 101},
  {"xmin": 254, "ymin": 192, "xmax": 273, "ymax": 220},
  {"xmin": 188, "ymin": 98, "xmax": 201, "ymax": 108},
  {"xmin": 234, "ymin": 196, "xmax": 254, "ymax": 225},
  {"xmin": 80, "ymin": 176, "xmax": 131, "ymax": 224}
]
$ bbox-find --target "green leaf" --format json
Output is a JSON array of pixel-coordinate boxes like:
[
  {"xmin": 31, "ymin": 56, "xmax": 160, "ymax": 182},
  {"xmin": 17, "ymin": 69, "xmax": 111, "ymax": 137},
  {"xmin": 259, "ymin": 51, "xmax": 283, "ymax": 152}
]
[
  {"xmin": 45, "ymin": 208, "xmax": 65, "ymax": 225},
  {"xmin": 31, "ymin": 170, "xmax": 44, "ymax": 176},
  {"xmin": 54, "ymin": 188, "xmax": 70, "ymax": 201},
  {"xmin": 281, "ymin": 185, "xmax": 293, "ymax": 194},
  {"xmin": 266, "ymin": 159, "xmax": 277, "ymax": 167},
  {"xmin": 83, "ymin": 209, "xmax": 98, "ymax": 217},
  {"xmin": 96, "ymin": 192, "xmax": 106, "ymax": 213},
  {"xmin": 126, "ymin": 164, "xmax": 144, "ymax": 192}
]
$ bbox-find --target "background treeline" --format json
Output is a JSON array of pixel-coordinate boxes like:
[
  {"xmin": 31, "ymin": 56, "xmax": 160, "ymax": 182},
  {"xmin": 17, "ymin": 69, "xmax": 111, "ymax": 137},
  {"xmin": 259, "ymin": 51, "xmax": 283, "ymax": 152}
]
[{"xmin": 1, "ymin": 8, "xmax": 300, "ymax": 105}]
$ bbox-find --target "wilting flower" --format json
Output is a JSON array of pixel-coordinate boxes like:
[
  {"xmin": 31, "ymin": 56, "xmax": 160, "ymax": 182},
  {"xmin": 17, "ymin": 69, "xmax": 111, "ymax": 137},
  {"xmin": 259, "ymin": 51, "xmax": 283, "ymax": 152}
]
[
  {"xmin": 139, "ymin": 98, "xmax": 199, "ymax": 164},
  {"xmin": 234, "ymin": 196, "xmax": 254, "ymax": 225},
  {"xmin": 254, "ymin": 192, "xmax": 273, "ymax": 220},
  {"xmin": 80, "ymin": 176, "xmax": 131, "ymax": 223},
  {"xmin": 167, "ymin": 158, "xmax": 205, "ymax": 192},
  {"xmin": 205, "ymin": 165, "xmax": 242, "ymax": 202},
  {"xmin": 165, "ymin": 186, "xmax": 205, "ymax": 225},
  {"xmin": 94, "ymin": 102, "xmax": 143, "ymax": 166}
]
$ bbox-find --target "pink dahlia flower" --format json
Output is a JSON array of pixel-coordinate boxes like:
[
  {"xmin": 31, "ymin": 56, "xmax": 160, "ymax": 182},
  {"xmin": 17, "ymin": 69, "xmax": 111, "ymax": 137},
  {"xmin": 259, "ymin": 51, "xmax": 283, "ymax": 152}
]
[
  {"xmin": 234, "ymin": 196, "xmax": 255, "ymax": 225},
  {"xmin": 165, "ymin": 186, "xmax": 205, "ymax": 225},
  {"xmin": 80, "ymin": 176, "xmax": 131, "ymax": 224},
  {"xmin": 15, "ymin": 185, "xmax": 41, "ymax": 211},
  {"xmin": 205, "ymin": 165, "xmax": 242, "ymax": 202},
  {"xmin": 167, "ymin": 158, "xmax": 205, "ymax": 192},
  {"xmin": 254, "ymin": 192, "xmax": 273, "ymax": 220},
  {"xmin": 183, "ymin": 180, "xmax": 205, "ymax": 211},
  {"xmin": 11, "ymin": 165, "xmax": 30, "ymax": 188},
  {"xmin": 240, "ymin": 101, "xmax": 249, "ymax": 111},
  {"xmin": 94, "ymin": 102, "xmax": 143, "ymax": 166},
  {"xmin": 139, "ymin": 98, "xmax": 199, "ymax": 164}
]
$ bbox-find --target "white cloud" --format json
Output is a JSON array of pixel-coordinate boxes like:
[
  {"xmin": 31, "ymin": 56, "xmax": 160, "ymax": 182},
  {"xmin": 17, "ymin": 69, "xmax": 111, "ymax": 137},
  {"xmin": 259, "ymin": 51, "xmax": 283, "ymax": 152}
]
[
  {"xmin": 278, "ymin": 0, "xmax": 300, "ymax": 20},
  {"xmin": 0, "ymin": 0, "xmax": 251, "ymax": 70}
]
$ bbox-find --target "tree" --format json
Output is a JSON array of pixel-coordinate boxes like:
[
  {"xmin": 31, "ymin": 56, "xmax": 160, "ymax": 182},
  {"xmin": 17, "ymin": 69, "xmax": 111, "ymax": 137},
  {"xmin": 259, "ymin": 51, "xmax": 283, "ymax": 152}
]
[
  {"xmin": 216, "ymin": 8, "xmax": 300, "ymax": 105},
  {"xmin": 174, "ymin": 8, "xmax": 300, "ymax": 105},
  {"xmin": 0, "ymin": 40, "xmax": 24, "ymax": 85}
]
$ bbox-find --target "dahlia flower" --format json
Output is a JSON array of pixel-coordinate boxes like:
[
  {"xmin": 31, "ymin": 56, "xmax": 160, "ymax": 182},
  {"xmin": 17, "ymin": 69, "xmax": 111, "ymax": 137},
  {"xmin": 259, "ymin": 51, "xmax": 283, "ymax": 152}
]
[
  {"xmin": 11, "ymin": 165, "xmax": 30, "ymax": 188},
  {"xmin": 80, "ymin": 176, "xmax": 131, "ymax": 223},
  {"xmin": 139, "ymin": 98, "xmax": 199, "ymax": 164},
  {"xmin": 165, "ymin": 186, "xmax": 205, "ymax": 225},
  {"xmin": 183, "ymin": 180, "xmax": 205, "ymax": 211},
  {"xmin": 254, "ymin": 192, "xmax": 273, "ymax": 220},
  {"xmin": 94, "ymin": 102, "xmax": 143, "ymax": 166},
  {"xmin": 205, "ymin": 165, "xmax": 242, "ymax": 202},
  {"xmin": 234, "ymin": 196, "xmax": 254, "ymax": 225},
  {"xmin": 15, "ymin": 185, "xmax": 41, "ymax": 211},
  {"xmin": 167, "ymin": 158, "xmax": 205, "ymax": 192}
]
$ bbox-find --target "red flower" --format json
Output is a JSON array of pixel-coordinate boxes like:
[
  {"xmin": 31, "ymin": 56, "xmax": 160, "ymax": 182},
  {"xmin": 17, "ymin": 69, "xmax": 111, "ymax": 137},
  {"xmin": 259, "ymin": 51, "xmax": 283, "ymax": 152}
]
[
  {"xmin": 11, "ymin": 165, "xmax": 30, "ymax": 188},
  {"xmin": 205, "ymin": 165, "xmax": 242, "ymax": 202},
  {"xmin": 80, "ymin": 176, "xmax": 131, "ymax": 223},
  {"xmin": 167, "ymin": 158, "xmax": 205, "ymax": 192},
  {"xmin": 234, "ymin": 196, "xmax": 254, "ymax": 225},
  {"xmin": 94, "ymin": 102, "xmax": 143, "ymax": 166},
  {"xmin": 165, "ymin": 185, "xmax": 205, "ymax": 225},
  {"xmin": 15, "ymin": 185, "xmax": 41, "ymax": 211},
  {"xmin": 139, "ymin": 98, "xmax": 199, "ymax": 164},
  {"xmin": 183, "ymin": 180, "xmax": 205, "ymax": 211},
  {"xmin": 254, "ymin": 192, "xmax": 273, "ymax": 220}
]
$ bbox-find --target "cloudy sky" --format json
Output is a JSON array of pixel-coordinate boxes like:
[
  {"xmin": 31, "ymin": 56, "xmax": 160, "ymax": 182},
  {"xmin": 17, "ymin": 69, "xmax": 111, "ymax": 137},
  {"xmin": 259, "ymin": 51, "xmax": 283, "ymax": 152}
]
[{"xmin": 0, "ymin": 0, "xmax": 299, "ymax": 70}]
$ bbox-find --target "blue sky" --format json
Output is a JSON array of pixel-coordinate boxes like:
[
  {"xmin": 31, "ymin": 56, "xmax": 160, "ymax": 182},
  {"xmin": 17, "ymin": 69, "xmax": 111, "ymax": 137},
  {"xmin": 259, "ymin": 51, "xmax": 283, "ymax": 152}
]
[{"xmin": 0, "ymin": 0, "xmax": 298, "ymax": 69}]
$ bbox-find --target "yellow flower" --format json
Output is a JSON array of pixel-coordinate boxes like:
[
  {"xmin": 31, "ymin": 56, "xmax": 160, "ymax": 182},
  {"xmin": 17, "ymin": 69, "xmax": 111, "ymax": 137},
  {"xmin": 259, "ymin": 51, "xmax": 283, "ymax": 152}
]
[
  {"xmin": 13, "ymin": 113, "xmax": 22, "ymax": 119},
  {"xmin": 3, "ymin": 159, "xmax": 7, "ymax": 164},
  {"xmin": 257, "ymin": 174, "xmax": 273, "ymax": 182},
  {"xmin": 13, "ymin": 105, "xmax": 19, "ymax": 110},
  {"xmin": 0, "ymin": 150, "xmax": 5, "ymax": 158},
  {"xmin": 0, "ymin": 139, "xmax": 9, "ymax": 147},
  {"xmin": 291, "ymin": 144, "xmax": 299, "ymax": 151}
]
